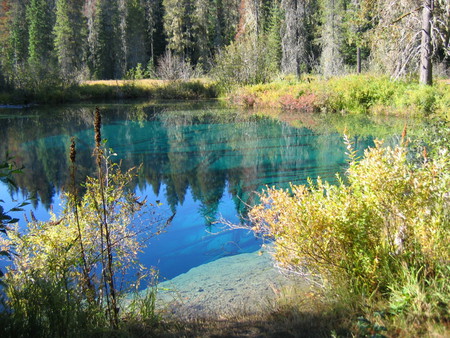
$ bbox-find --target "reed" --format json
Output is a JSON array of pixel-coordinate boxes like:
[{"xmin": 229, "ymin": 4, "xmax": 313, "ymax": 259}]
[{"xmin": 94, "ymin": 107, "xmax": 119, "ymax": 328}]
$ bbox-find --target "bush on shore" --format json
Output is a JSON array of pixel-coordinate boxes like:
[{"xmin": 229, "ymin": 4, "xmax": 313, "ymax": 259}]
[{"xmin": 249, "ymin": 131, "xmax": 450, "ymax": 336}]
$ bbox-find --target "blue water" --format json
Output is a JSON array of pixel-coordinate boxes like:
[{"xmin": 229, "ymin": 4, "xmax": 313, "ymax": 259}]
[{"xmin": 0, "ymin": 101, "xmax": 410, "ymax": 281}]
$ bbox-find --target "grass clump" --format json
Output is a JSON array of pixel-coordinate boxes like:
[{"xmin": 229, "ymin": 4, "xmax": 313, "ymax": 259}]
[{"xmin": 249, "ymin": 130, "xmax": 450, "ymax": 336}]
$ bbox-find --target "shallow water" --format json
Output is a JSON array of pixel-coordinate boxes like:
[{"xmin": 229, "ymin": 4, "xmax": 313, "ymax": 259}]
[{"xmin": 0, "ymin": 101, "xmax": 418, "ymax": 281}]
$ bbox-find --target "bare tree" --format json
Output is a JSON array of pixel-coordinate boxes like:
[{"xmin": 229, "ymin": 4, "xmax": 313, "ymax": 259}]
[
  {"xmin": 420, "ymin": 0, "xmax": 433, "ymax": 85},
  {"xmin": 281, "ymin": 0, "xmax": 313, "ymax": 76},
  {"xmin": 320, "ymin": 0, "xmax": 344, "ymax": 77}
]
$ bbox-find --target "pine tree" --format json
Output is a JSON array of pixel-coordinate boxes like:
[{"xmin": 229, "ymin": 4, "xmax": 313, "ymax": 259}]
[
  {"xmin": 125, "ymin": 0, "xmax": 147, "ymax": 69},
  {"xmin": 7, "ymin": 0, "xmax": 29, "ymax": 67},
  {"xmin": 192, "ymin": 0, "xmax": 214, "ymax": 66},
  {"xmin": 54, "ymin": 0, "xmax": 86, "ymax": 78},
  {"xmin": 143, "ymin": 0, "xmax": 166, "ymax": 68},
  {"xmin": 27, "ymin": 0, "xmax": 54, "ymax": 65},
  {"xmin": 217, "ymin": 0, "xmax": 239, "ymax": 46},
  {"xmin": 163, "ymin": 0, "xmax": 193, "ymax": 57},
  {"xmin": 265, "ymin": 0, "xmax": 282, "ymax": 73},
  {"xmin": 92, "ymin": 0, "xmax": 120, "ymax": 79}
]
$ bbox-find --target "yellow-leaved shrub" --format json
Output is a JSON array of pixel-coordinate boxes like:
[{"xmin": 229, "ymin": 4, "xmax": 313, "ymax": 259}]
[{"xmin": 250, "ymin": 139, "xmax": 450, "ymax": 295}]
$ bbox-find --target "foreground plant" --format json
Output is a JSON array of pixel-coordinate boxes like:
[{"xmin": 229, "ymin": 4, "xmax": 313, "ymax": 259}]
[
  {"xmin": 250, "ymin": 133, "xmax": 450, "ymax": 334},
  {"xmin": 1, "ymin": 109, "xmax": 166, "ymax": 336}
]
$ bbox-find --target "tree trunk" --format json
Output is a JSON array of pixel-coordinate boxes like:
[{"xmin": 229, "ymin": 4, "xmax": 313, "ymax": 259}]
[
  {"xmin": 357, "ymin": 46, "xmax": 361, "ymax": 73},
  {"xmin": 420, "ymin": 0, "xmax": 433, "ymax": 85}
]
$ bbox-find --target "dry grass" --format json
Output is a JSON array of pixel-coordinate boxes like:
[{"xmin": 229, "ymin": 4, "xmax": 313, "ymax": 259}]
[
  {"xmin": 130, "ymin": 285, "xmax": 353, "ymax": 338},
  {"xmin": 83, "ymin": 78, "xmax": 211, "ymax": 87},
  {"xmin": 84, "ymin": 79, "xmax": 168, "ymax": 87}
]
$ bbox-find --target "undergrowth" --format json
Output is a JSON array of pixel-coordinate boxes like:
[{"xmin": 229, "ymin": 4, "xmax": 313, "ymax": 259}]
[{"xmin": 231, "ymin": 74, "xmax": 450, "ymax": 117}]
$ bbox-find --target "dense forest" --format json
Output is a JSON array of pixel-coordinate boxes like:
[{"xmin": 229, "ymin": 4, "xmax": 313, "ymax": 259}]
[{"xmin": 0, "ymin": 0, "xmax": 448, "ymax": 90}]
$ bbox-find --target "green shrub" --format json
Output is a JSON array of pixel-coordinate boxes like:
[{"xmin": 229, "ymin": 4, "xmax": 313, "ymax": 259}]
[
  {"xmin": 2, "ymin": 159, "xmax": 148, "ymax": 335},
  {"xmin": 211, "ymin": 35, "xmax": 277, "ymax": 91},
  {"xmin": 126, "ymin": 63, "xmax": 149, "ymax": 80},
  {"xmin": 1, "ymin": 112, "xmax": 166, "ymax": 335},
  {"xmin": 230, "ymin": 75, "xmax": 450, "ymax": 116}
]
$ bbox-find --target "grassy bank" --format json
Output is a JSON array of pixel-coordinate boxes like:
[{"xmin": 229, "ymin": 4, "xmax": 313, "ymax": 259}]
[
  {"xmin": 230, "ymin": 75, "xmax": 450, "ymax": 118},
  {"xmin": 0, "ymin": 79, "xmax": 219, "ymax": 104},
  {"xmin": 2, "ymin": 75, "xmax": 449, "ymax": 118}
]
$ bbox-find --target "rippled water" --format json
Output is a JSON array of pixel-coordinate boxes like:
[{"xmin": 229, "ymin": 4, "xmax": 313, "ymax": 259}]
[{"xmin": 0, "ymin": 101, "xmax": 416, "ymax": 280}]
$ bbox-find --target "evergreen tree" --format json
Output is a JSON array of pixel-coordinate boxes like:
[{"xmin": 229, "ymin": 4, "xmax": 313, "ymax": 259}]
[
  {"xmin": 143, "ymin": 0, "xmax": 166, "ymax": 68},
  {"xmin": 85, "ymin": 0, "xmax": 96, "ymax": 78},
  {"xmin": 27, "ymin": 0, "xmax": 54, "ymax": 65},
  {"xmin": 118, "ymin": 0, "xmax": 127, "ymax": 77},
  {"xmin": 342, "ymin": 0, "xmax": 372, "ymax": 73},
  {"xmin": 0, "ymin": 0, "xmax": 10, "ymax": 88},
  {"xmin": 54, "ymin": 0, "xmax": 86, "ymax": 78},
  {"xmin": 265, "ymin": 0, "xmax": 282, "ymax": 73},
  {"xmin": 216, "ymin": 0, "xmax": 239, "ymax": 46},
  {"xmin": 163, "ymin": 0, "xmax": 192, "ymax": 57},
  {"xmin": 92, "ymin": 0, "xmax": 120, "ymax": 79},
  {"xmin": 125, "ymin": 0, "xmax": 147, "ymax": 69},
  {"xmin": 7, "ymin": 0, "xmax": 29, "ymax": 68},
  {"xmin": 192, "ymin": 0, "xmax": 214, "ymax": 66}
]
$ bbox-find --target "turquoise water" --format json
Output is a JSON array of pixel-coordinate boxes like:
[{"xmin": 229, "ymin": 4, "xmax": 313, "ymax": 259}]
[{"xmin": 0, "ymin": 101, "xmax": 412, "ymax": 280}]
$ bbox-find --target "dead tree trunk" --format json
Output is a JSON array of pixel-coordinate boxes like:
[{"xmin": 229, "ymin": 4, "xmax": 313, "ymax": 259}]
[
  {"xmin": 420, "ymin": 0, "xmax": 433, "ymax": 85},
  {"xmin": 357, "ymin": 46, "xmax": 361, "ymax": 73}
]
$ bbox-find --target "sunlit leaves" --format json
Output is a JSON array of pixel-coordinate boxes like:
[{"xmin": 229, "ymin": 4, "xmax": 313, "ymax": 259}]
[
  {"xmin": 250, "ymin": 139, "xmax": 450, "ymax": 294},
  {"xmin": 2, "ymin": 158, "xmax": 159, "ymax": 329}
]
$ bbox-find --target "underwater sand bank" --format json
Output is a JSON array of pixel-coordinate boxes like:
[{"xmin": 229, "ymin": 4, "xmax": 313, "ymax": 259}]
[{"xmin": 152, "ymin": 250, "xmax": 309, "ymax": 319}]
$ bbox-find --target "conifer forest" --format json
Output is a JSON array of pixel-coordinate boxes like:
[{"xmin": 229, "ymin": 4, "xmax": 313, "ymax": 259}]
[{"xmin": 0, "ymin": 0, "xmax": 448, "ymax": 87}]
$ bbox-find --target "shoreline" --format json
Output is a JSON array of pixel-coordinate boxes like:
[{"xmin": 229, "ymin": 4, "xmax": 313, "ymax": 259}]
[{"xmin": 142, "ymin": 250, "xmax": 310, "ymax": 319}]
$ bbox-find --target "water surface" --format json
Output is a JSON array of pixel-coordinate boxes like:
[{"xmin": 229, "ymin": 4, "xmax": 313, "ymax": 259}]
[{"xmin": 0, "ymin": 101, "xmax": 416, "ymax": 280}]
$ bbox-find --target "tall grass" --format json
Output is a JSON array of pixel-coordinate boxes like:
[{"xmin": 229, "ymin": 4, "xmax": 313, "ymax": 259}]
[{"xmin": 0, "ymin": 79, "xmax": 219, "ymax": 104}]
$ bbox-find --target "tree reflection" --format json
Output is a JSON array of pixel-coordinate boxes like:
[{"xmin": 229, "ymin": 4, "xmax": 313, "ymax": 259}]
[{"xmin": 0, "ymin": 103, "xmax": 376, "ymax": 225}]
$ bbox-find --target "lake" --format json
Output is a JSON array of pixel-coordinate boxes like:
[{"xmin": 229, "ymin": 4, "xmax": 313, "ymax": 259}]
[{"xmin": 0, "ymin": 101, "xmax": 418, "ymax": 281}]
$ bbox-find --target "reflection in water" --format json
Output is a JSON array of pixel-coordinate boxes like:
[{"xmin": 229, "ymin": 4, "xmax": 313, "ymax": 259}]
[{"xmin": 0, "ymin": 102, "xmax": 405, "ymax": 279}]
